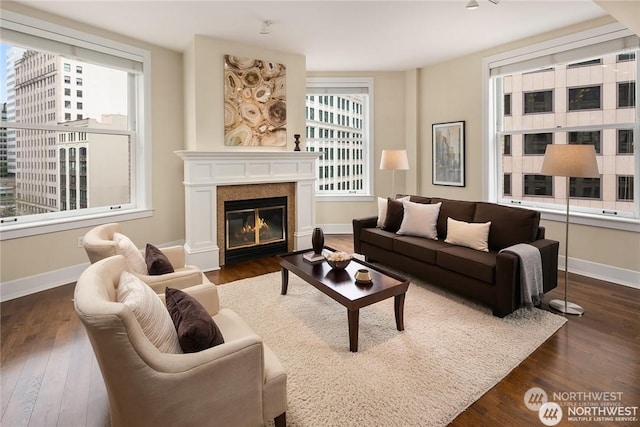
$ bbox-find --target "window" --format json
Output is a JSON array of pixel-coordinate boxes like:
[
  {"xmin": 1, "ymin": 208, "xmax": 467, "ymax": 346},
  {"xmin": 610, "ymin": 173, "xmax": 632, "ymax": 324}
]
[
  {"xmin": 76, "ymin": 77, "xmax": 83, "ymax": 86},
  {"xmin": 570, "ymin": 177, "xmax": 601, "ymax": 199},
  {"xmin": 524, "ymin": 175, "xmax": 552, "ymax": 196},
  {"xmin": 567, "ymin": 58, "xmax": 602, "ymax": 68},
  {"xmin": 503, "ymin": 173, "xmax": 512, "ymax": 196},
  {"xmin": 77, "ymin": 90, "xmax": 83, "ymax": 98},
  {"xmin": 618, "ymin": 176, "xmax": 634, "ymax": 201},
  {"xmin": 569, "ymin": 131, "xmax": 601, "ymax": 154},
  {"xmin": 305, "ymin": 77, "xmax": 373, "ymax": 198},
  {"xmin": 504, "ymin": 94, "xmax": 511, "ymax": 116},
  {"xmin": 487, "ymin": 24, "xmax": 639, "ymax": 221},
  {"xmin": 524, "ymin": 133, "xmax": 552, "ymax": 155},
  {"xmin": 568, "ymin": 85, "xmax": 601, "ymax": 110},
  {"xmin": 618, "ymin": 129, "xmax": 634, "ymax": 154},
  {"xmin": 524, "ymin": 90, "xmax": 553, "ymax": 114},
  {"xmin": 618, "ymin": 82, "xmax": 636, "ymax": 108},
  {"xmin": 0, "ymin": 10, "xmax": 150, "ymax": 239}
]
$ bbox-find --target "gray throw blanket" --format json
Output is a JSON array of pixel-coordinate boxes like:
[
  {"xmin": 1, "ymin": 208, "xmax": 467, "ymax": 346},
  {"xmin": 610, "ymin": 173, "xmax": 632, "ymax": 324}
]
[{"xmin": 499, "ymin": 243, "xmax": 544, "ymax": 309}]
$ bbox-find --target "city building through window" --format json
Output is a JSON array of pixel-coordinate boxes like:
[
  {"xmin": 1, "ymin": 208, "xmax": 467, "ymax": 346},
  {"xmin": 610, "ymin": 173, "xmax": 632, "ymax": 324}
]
[
  {"xmin": 488, "ymin": 24, "xmax": 639, "ymax": 221},
  {"xmin": 305, "ymin": 77, "xmax": 373, "ymax": 198},
  {"xmin": 0, "ymin": 11, "xmax": 150, "ymax": 237}
]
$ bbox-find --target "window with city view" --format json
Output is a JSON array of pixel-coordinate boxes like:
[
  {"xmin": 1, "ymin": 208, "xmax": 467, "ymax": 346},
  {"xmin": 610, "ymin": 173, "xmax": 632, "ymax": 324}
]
[
  {"xmin": 0, "ymin": 12, "xmax": 148, "ymax": 235},
  {"xmin": 490, "ymin": 30, "xmax": 639, "ymax": 221},
  {"xmin": 305, "ymin": 77, "xmax": 373, "ymax": 197}
]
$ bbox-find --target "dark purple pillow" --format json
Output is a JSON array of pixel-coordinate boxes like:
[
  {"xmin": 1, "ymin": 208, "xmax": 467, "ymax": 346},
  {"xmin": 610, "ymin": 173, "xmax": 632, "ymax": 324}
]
[
  {"xmin": 165, "ymin": 287, "xmax": 224, "ymax": 353},
  {"xmin": 145, "ymin": 243, "xmax": 175, "ymax": 275},
  {"xmin": 382, "ymin": 198, "xmax": 404, "ymax": 232}
]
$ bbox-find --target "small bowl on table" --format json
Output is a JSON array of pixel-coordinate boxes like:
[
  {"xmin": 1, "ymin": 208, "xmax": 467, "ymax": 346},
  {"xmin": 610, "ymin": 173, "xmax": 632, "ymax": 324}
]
[{"xmin": 325, "ymin": 251, "xmax": 351, "ymax": 270}]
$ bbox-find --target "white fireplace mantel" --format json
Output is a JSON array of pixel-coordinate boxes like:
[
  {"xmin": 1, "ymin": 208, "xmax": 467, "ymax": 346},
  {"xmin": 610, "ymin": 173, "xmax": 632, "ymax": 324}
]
[{"xmin": 175, "ymin": 150, "xmax": 321, "ymax": 271}]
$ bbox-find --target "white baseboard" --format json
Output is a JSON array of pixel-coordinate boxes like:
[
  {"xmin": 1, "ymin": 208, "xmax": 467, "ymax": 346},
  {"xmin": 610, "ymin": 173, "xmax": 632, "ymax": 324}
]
[
  {"xmin": 0, "ymin": 239, "xmax": 186, "ymax": 303},
  {"xmin": 317, "ymin": 223, "xmax": 353, "ymax": 234},
  {"xmin": 0, "ymin": 262, "xmax": 89, "ymax": 302},
  {"xmin": 559, "ymin": 255, "xmax": 639, "ymax": 290}
]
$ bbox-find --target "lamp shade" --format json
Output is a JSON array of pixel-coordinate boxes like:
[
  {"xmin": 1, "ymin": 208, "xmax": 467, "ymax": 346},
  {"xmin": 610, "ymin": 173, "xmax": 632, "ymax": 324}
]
[
  {"xmin": 380, "ymin": 150, "xmax": 409, "ymax": 170},
  {"xmin": 540, "ymin": 145, "xmax": 599, "ymax": 178}
]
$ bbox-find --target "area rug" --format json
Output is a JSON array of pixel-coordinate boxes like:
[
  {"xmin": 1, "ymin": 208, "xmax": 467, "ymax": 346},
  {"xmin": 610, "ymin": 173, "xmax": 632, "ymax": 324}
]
[{"xmin": 217, "ymin": 271, "xmax": 566, "ymax": 426}]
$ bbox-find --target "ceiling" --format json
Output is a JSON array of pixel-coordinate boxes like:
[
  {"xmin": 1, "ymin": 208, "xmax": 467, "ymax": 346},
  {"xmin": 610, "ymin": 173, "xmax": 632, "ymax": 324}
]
[{"xmin": 15, "ymin": 0, "xmax": 609, "ymax": 71}]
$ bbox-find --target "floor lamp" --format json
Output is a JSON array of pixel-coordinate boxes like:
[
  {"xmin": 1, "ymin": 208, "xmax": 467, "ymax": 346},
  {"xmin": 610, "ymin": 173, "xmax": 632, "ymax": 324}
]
[
  {"xmin": 380, "ymin": 149, "xmax": 409, "ymax": 197},
  {"xmin": 540, "ymin": 144, "xmax": 599, "ymax": 316}
]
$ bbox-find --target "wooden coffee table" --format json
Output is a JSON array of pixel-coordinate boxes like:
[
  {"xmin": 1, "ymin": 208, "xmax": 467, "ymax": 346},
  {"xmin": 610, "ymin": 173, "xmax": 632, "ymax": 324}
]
[{"xmin": 278, "ymin": 248, "xmax": 409, "ymax": 352}]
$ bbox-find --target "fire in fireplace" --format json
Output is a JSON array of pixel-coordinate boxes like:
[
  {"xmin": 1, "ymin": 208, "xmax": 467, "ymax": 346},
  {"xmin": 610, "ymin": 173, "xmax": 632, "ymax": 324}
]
[{"xmin": 224, "ymin": 196, "xmax": 288, "ymax": 264}]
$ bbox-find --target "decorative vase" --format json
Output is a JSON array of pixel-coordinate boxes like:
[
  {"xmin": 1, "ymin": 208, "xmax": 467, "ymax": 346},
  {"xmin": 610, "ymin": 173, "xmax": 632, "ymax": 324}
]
[
  {"xmin": 311, "ymin": 227, "xmax": 324, "ymax": 254},
  {"xmin": 294, "ymin": 134, "xmax": 301, "ymax": 151}
]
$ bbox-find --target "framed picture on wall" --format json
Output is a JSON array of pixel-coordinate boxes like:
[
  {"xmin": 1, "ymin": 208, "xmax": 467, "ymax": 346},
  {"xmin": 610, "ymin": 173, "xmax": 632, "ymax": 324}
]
[{"xmin": 432, "ymin": 121, "xmax": 465, "ymax": 187}]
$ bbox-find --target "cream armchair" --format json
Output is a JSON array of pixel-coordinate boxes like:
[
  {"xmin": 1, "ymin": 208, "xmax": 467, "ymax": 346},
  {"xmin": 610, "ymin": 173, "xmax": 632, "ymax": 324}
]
[
  {"xmin": 74, "ymin": 255, "xmax": 287, "ymax": 427},
  {"xmin": 83, "ymin": 223, "xmax": 206, "ymax": 293}
]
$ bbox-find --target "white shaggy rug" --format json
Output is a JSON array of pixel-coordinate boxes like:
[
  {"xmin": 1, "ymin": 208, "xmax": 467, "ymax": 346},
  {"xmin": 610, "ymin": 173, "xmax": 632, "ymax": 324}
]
[{"xmin": 217, "ymin": 272, "xmax": 566, "ymax": 426}]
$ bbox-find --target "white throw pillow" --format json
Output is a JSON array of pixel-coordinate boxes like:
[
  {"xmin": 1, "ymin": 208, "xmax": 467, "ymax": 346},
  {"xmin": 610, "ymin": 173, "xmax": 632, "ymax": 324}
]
[
  {"xmin": 397, "ymin": 201, "xmax": 442, "ymax": 239},
  {"xmin": 444, "ymin": 218, "xmax": 491, "ymax": 252},
  {"xmin": 113, "ymin": 232, "xmax": 148, "ymax": 275},
  {"xmin": 377, "ymin": 196, "xmax": 410, "ymax": 228},
  {"xmin": 117, "ymin": 271, "xmax": 183, "ymax": 354}
]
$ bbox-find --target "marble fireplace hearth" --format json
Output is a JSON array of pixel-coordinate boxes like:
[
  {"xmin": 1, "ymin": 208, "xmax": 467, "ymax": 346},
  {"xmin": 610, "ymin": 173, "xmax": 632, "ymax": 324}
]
[{"xmin": 175, "ymin": 151, "xmax": 320, "ymax": 271}]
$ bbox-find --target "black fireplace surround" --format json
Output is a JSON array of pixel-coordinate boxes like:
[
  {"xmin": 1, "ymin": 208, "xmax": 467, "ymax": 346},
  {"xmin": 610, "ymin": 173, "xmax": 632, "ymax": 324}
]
[{"xmin": 224, "ymin": 196, "xmax": 288, "ymax": 264}]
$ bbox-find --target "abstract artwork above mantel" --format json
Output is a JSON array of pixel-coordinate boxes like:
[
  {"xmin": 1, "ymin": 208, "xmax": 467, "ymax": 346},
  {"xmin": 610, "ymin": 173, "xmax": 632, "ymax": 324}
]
[{"xmin": 224, "ymin": 54, "xmax": 287, "ymax": 147}]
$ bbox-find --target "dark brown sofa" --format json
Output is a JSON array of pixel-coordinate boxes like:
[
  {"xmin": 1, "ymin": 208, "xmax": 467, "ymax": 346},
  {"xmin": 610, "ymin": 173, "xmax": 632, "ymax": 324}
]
[{"xmin": 352, "ymin": 196, "xmax": 559, "ymax": 317}]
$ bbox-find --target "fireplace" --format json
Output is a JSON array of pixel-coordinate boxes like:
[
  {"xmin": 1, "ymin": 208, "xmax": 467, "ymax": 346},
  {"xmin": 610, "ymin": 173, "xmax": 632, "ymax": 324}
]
[
  {"xmin": 225, "ymin": 196, "xmax": 288, "ymax": 264},
  {"xmin": 175, "ymin": 151, "xmax": 320, "ymax": 271}
]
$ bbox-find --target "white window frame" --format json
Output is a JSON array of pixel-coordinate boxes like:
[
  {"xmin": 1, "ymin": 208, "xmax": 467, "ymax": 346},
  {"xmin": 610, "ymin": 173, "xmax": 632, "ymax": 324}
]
[
  {"xmin": 306, "ymin": 77, "xmax": 375, "ymax": 202},
  {"xmin": 482, "ymin": 23, "xmax": 640, "ymax": 233},
  {"xmin": 0, "ymin": 11, "xmax": 152, "ymax": 240}
]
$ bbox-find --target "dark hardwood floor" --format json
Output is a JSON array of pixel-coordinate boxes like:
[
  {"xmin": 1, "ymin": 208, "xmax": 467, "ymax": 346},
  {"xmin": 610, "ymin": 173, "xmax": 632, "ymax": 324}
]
[{"xmin": 1, "ymin": 234, "xmax": 638, "ymax": 426}]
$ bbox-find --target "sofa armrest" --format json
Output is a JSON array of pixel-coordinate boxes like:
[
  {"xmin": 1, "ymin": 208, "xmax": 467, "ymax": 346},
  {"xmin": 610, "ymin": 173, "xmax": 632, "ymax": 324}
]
[
  {"xmin": 352, "ymin": 216, "xmax": 378, "ymax": 254},
  {"xmin": 529, "ymin": 239, "xmax": 559, "ymax": 293},
  {"xmin": 135, "ymin": 268, "xmax": 204, "ymax": 294},
  {"xmin": 493, "ymin": 251, "xmax": 519, "ymax": 317},
  {"xmin": 142, "ymin": 335, "xmax": 266, "ymax": 426}
]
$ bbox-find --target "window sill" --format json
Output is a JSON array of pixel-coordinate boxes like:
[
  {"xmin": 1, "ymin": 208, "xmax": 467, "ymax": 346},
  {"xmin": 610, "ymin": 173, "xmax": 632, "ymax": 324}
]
[
  {"xmin": 0, "ymin": 208, "xmax": 154, "ymax": 241},
  {"xmin": 316, "ymin": 194, "xmax": 375, "ymax": 203},
  {"xmin": 500, "ymin": 203, "xmax": 640, "ymax": 233}
]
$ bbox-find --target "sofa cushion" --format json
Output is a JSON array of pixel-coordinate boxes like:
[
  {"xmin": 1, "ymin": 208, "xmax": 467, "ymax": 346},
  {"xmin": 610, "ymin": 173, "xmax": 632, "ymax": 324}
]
[
  {"xmin": 165, "ymin": 287, "xmax": 225, "ymax": 353},
  {"xmin": 117, "ymin": 271, "xmax": 183, "ymax": 354},
  {"xmin": 382, "ymin": 198, "xmax": 405, "ymax": 232},
  {"xmin": 397, "ymin": 201, "xmax": 441, "ymax": 239},
  {"xmin": 408, "ymin": 195, "xmax": 431, "ymax": 205},
  {"xmin": 393, "ymin": 236, "xmax": 451, "ymax": 264},
  {"xmin": 145, "ymin": 243, "xmax": 175, "ymax": 275},
  {"xmin": 377, "ymin": 196, "xmax": 410, "ymax": 227},
  {"xmin": 444, "ymin": 218, "xmax": 491, "ymax": 252},
  {"xmin": 430, "ymin": 198, "xmax": 477, "ymax": 239},
  {"xmin": 436, "ymin": 246, "xmax": 497, "ymax": 284},
  {"xmin": 360, "ymin": 227, "xmax": 396, "ymax": 251},
  {"xmin": 473, "ymin": 202, "xmax": 541, "ymax": 250}
]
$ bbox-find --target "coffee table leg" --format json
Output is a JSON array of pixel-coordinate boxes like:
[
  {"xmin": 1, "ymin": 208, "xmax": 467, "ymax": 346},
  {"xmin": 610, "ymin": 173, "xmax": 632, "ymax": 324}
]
[
  {"xmin": 394, "ymin": 292, "xmax": 406, "ymax": 331},
  {"xmin": 348, "ymin": 309, "xmax": 359, "ymax": 352},
  {"xmin": 280, "ymin": 268, "xmax": 289, "ymax": 295}
]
